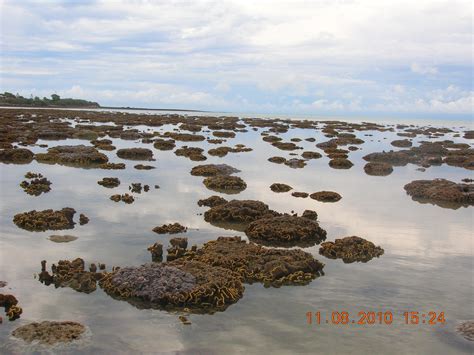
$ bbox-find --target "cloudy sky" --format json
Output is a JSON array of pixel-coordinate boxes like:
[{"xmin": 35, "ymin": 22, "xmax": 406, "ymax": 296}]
[{"xmin": 0, "ymin": 0, "xmax": 472, "ymax": 118}]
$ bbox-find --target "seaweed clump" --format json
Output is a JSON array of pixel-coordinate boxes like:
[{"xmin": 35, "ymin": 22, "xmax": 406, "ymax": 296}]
[
  {"xmin": 245, "ymin": 216, "xmax": 327, "ymax": 247},
  {"xmin": 404, "ymin": 179, "xmax": 473, "ymax": 208},
  {"xmin": 12, "ymin": 321, "xmax": 86, "ymax": 345},
  {"xmin": 20, "ymin": 172, "xmax": 52, "ymax": 196},
  {"xmin": 203, "ymin": 175, "xmax": 247, "ymax": 194},
  {"xmin": 99, "ymin": 260, "xmax": 244, "ymax": 312},
  {"xmin": 13, "ymin": 208, "xmax": 76, "ymax": 232},
  {"xmin": 310, "ymin": 191, "xmax": 342, "ymax": 202},
  {"xmin": 319, "ymin": 236, "xmax": 384, "ymax": 263},
  {"xmin": 182, "ymin": 236, "xmax": 325, "ymax": 287},
  {"xmin": 153, "ymin": 223, "xmax": 187, "ymax": 234}
]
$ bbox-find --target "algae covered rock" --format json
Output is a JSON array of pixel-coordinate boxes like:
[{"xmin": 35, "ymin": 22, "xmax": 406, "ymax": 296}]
[
  {"xmin": 245, "ymin": 216, "xmax": 327, "ymax": 247},
  {"xmin": 12, "ymin": 321, "xmax": 86, "ymax": 345},
  {"xmin": 203, "ymin": 175, "xmax": 247, "ymax": 194},
  {"xmin": 319, "ymin": 236, "xmax": 384, "ymax": 263},
  {"xmin": 197, "ymin": 195, "xmax": 228, "ymax": 207},
  {"xmin": 13, "ymin": 208, "xmax": 76, "ymax": 232},
  {"xmin": 20, "ymin": 173, "xmax": 52, "ymax": 196},
  {"xmin": 97, "ymin": 177, "xmax": 120, "ymax": 188}
]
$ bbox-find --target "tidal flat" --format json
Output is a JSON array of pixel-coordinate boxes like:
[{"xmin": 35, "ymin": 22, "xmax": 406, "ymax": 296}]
[{"xmin": 0, "ymin": 107, "xmax": 472, "ymax": 354}]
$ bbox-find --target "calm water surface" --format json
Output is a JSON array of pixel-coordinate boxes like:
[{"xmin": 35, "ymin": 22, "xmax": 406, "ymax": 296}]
[{"xmin": 0, "ymin": 110, "xmax": 472, "ymax": 354}]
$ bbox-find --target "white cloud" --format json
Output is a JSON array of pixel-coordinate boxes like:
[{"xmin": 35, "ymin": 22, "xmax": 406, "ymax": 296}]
[{"xmin": 410, "ymin": 63, "xmax": 438, "ymax": 75}]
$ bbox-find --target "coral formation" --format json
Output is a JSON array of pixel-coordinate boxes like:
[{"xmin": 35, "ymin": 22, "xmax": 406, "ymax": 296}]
[
  {"xmin": 190, "ymin": 164, "xmax": 239, "ymax": 177},
  {"xmin": 203, "ymin": 175, "xmax": 247, "ymax": 194},
  {"xmin": 110, "ymin": 194, "xmax": 135, "ymax": 204},
  {"xmin": 0, "ymin": 293, "xmax": 22, "ymax": 321},
  {"xmin": 363, "ymin": 162, "xmax": 393, "ymax": 176},
  {"xmin": 12, "ymin": 321, "xmax": 86, "ymax": 345},
  {"xmin": 270, "ymin": 183, "xmax": 293, "ymax": 193},
  {"xmin": 36, "ymin": 145, "xmax": 108, "ymax": 166},
  {"xmin": 310, "ymin": 191, "xmax": 342, "ymax": 202},
  {"xmin": 319, "ymin": 236, "xmax": 384, "ymax": 263},
  {"xmin": 153, "ymin": 223, "xmax": 187, "ymax": 234},
  {"xmin": 97, "ymin": 177, "xmax": 120, "ymax": 188},
  {"xmin": 13, "ymin": 208, "xmax": 76, "ymax": 232},
  {"xmin": 117, "ymin": 148, "xmax": 153, "ymax": 161},
  {"xmin": 197, "ymin": 195, "xmax": 228, "ymax": 207},
  {"xmin": 175, "ymin": 146, "xmax": 207, "ymax": 161},
  {"xmin": 404, "ymin": 179, "xmax": 473, "ymax": 207},
  {"xmin": 0, "ymin": 148, "xmax": 34, "ymax": 164},
  {"xmin": 245, "ymin": 216, "xmax": 327, "ymax": 247},
  {"xmin": 20, "ymin": 172, "xmax": 52, "ymax": 196}
]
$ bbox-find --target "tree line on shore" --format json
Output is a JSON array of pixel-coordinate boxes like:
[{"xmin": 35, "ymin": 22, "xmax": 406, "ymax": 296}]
[{"xmin": 0, "ymin": 92, "xmax": 100, "ymax": 108}]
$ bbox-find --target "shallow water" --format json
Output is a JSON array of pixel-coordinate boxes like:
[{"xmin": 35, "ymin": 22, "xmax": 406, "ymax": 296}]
[{"xmin": 0, "ymin": 110, "xmax": 473, "ymax": 354}]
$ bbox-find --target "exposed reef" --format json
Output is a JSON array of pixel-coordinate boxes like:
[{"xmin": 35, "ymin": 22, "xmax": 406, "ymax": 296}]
[
  {"xmin": 153, "ymin": 223, "xmax": 187, "ymax": 234},
  {"xmin": 363, "ymin": 162, "xmax": 393, "ymax": 176},
  {"xmin": 36, "ymin": 145, "xmax": 108, "ymax": 167},
  {"xmin": 245, "ymin": 216, "xmax": 327, "ymax": 247},
  {"xmin": 13, "ymin": 208, "xmax": 76, "ymax": 231},
  {"xmin": 270, "ymin": 183, "xmax": 293, "ymax": 193},
  {"xmin": 97, "ymin": 177, "xmax": 120, "ymax": 188},
  {"xmin": 190, "ymin": 164, "xmax": 239, "ymax": 176},
  {"xmin": 319, "ymin": 236, "xmax": 384, "ymax": 263},
  {"xmin": 203, "ymin": 175, "xmax": 247, "ymax": 194},
  {"xmin": 197, "ymin": 195, "xmax": 228, "ymax": 207},
  {"xmin": 175, "ymin": 146, "xmax": 207, "ymax": 161},
  {"xmin": 404, "ymin": 179, "xmax": 473, "ymax": 208},
  {"xmin": 310, "ymin": 191, "xmax": 342, "ymax": 202},
  {"xmin": 0, "ymin": 148, "xmax": 34, "ymax": 164},
  {"xmin": 110, "ymin": 193, "xmax": 135, "ymax": 204},
  {"xmin": 20, "ymin": 172, "xmax": 52, "ymax": 196},
  {"xmin": 117, "ymin": 148, "xmax": 154, "ymax": 161}
]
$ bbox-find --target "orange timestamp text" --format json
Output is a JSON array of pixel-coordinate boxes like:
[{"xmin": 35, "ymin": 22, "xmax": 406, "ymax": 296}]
[{"xmin": 306, "ymin": 311, "xmax": 446, "ymax": 325}]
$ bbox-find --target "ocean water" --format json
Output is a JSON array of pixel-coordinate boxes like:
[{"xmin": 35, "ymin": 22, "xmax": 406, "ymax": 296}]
[{"xmin": 0, "ymin": 109, "xmax": 472, "ymax": 354}]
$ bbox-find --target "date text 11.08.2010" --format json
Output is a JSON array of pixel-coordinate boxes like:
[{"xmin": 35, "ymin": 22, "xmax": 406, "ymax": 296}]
[{"xmin": 306, "ymin": 311, "xmax": 446, "ymax": 325}]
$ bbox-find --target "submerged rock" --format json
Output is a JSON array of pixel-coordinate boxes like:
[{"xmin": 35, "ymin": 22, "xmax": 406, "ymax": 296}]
[
  {"xmin": 153, "ymin": 223, "xmax": 187, "ymax": 234},
  {"xmin": 48, "ymin": 235, "xmax": 78, "ymax": 243},
  {"xmin": 270, "ymin": 183, "xmax": 293, "ymax": 193},
  {"xmin": 363, "ymin": 162, "xmax": 393, "ymax": 176},
  {"xmin": 456, "ymin": 321, "xmax": 474, "ymax": 341},
  {"xmin": 13, "ymin": 208, "xmax": 76, "ymax": 232},
  {"xmin": 190, "ymin": 164, "xmax": 240, "ymax": 177},
  {"xmin": 12, "ymin": 321, "xmax": 86, "ymax": 345},
  {"xmin": 245, "ymin": 216, "xmax": 327, "ymax": 247},
  {"xmin": 404, "ymin": 179, "xmax": 474, "ymax": 208},
  {"xmin": 319, "ymin": 236, "xmax": 384, "ymax": 263},
  {"xmin": 310, "ymin": 191, "xmax": 342, "ymax": 202},
  {"xmin": 117, "ymin": 148, "xmax": 153, "ymax": 161},
  {"xmin": 203, "ymin": 175, "xmax": 247, "ymax": 194},
  {"xmin": 284, "ymin": 158, "xmax": 307, "ymax": 169}
]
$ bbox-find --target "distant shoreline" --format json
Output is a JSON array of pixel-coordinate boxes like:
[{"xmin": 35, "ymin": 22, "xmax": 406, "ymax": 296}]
[{"xmin": 0, "ymin": 103, "xmax": 209, "ymax": 112}]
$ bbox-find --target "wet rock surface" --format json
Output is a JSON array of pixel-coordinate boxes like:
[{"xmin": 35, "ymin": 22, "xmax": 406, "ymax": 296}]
[
  {"xmin": 12, "ymin": 321, "xmax": 86, "ymax": 345},
  {"xmin": 319, "ymin": 236, "xmax": 384, "ymax": 263},
  {"xmin": 134, "ymin": 164, "xmax": 155, "ymax": 170},
  {"xmin": 404, "ymin": 179, "xmax": 474, "ymax": 208},
  {"xmin": 292, "ymin": 191, "xmax": 309, "ymax": 198},
  {"xmin": 329, "ymin": 158, "xmax": 354, "ymax": 169},
  {"xmin": 245, "ymin": 216, "xmax": 327, "ymax": 247},
  {"xmin": 190, "ymin": 164, "xmax": 240, "ymax": 176},
  {"xmin": 117, "ymin": 148, "xmax": 153, "ymax": 161},
  {"xmin": 20, "ymin": 172, "xmax": 52, "ymax": 196},
  {"xmin": 0, "ymin": 293, "xmax": 22, "ymax": 321},
  {"xmin": 208, "ymin": 145, "xmax": 252, "ymax": 157},
  {"xmin": 13, "ymin": 208, "xmax": 76, "ymax": 231},
  {"xmin": 36, "ymin": 145, "xmax": 108, "ymax": 167},
  {"xmin": 153, "ymin": 223, "xmax": 187, "ymax": 234},
  {"xmin": 175, "ymin": 146, "xmax": 207, "ymax": 161},
  {"xmin": 270, "ymin": 183, "xmax": 293, "ymax": 193},
  {"xmin": 203, "ymin": 175, "xmax": 247, "ymax": 194},
  {"xmin": 310, "ymin": 191, "xmax": 342, "ymax": 202},
  {"xmin": 153, "ymin": 138, "xmax": 176, "ymax": 150}
]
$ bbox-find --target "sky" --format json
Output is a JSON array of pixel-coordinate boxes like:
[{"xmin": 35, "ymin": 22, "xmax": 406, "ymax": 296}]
[{"xmin": 0, "ymin": 0, "xmax": 472, "ymax": 119}]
